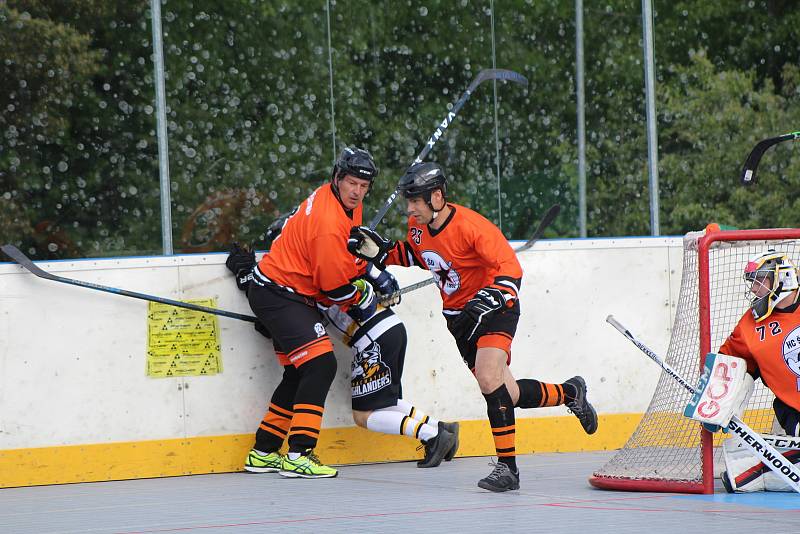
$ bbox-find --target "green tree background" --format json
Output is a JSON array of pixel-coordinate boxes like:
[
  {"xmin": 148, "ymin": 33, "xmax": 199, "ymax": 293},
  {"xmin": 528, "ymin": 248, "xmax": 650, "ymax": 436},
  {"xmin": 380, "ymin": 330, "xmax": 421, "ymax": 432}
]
[{"xmin": 1, "ymin": 0, "xmax": 798, "ymax": 259}]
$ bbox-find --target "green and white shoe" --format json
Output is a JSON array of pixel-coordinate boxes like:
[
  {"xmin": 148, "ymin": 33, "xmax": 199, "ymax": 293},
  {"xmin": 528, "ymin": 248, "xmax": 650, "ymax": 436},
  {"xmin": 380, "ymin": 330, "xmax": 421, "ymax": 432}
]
[
  {"xmin": 244, "ymin": 450, "xmax": 283, "ymax": 473},
  {"xmin": 279, "ymin": 450, "xmax": 338, "ymax": 478}
]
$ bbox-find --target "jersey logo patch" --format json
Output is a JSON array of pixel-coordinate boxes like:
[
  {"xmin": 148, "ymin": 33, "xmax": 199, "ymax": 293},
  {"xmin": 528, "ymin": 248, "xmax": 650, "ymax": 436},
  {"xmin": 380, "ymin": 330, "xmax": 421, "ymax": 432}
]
[
  {"xmin": 420, "ymin": 250, "xmax": 461, "ymax": 295},
  {"xmin": 351, "ymin": 341, "xmax": 392, "ymax": 397},
  {"xmin": 314, "ymin": 322, "xmax": 326, "ymax": 338},
  {"xmin": 781, "ymin": 325, "xmax": 800, "ymax": 391}
]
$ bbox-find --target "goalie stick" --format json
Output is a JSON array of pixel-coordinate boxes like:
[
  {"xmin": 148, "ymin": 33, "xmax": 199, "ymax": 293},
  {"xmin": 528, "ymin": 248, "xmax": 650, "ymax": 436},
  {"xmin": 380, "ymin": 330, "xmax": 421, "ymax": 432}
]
[
  {"xmin": 378, "ymin": 204, "xmax": 560, "ymax": 305},
  {"xmin": 368, "ymin": 68, "xmax": 528, "ymax": 230},
  {"xmin": 606, "ymin": 314, "xmax": 800, "ymax": 493},
  {"xmin": 740, "ymin": 131, "xmax": 800, "ymax": 186},
  {"xmin": 1, "ymin": 244, "xmax": 258, "ymax": 323}
]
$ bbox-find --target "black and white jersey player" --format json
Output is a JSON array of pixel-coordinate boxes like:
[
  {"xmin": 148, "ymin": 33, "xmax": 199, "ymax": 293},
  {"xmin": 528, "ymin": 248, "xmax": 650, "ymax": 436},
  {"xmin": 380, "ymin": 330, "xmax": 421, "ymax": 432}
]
[{"xmin": 322, "ymin": 302, "xmax": 458, "ymax": 468}]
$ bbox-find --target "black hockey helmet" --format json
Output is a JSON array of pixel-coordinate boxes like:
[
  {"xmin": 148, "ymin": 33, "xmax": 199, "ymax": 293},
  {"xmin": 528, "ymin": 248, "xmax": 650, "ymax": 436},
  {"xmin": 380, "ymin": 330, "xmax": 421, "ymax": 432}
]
[
  {"xmin": 332, "ymin": 146, "xmax": 379, "ymax": 185},
  {"xmin": 398, "ymin": 162, "xmax": 447, "ymax": 200}
]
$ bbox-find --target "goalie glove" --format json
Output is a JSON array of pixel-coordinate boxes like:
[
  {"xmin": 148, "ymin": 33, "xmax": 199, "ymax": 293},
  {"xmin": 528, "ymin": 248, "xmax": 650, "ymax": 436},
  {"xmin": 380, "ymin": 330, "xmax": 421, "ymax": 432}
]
[
  {"xmin": 366, "ymin": 263, "xmax": 401, "ymax": 306},
  {"xmin": 347, "ymin": 226, "xmax": 394, "ymax": 267},
  {"xmin": 225, "ymin": 242, "xmax": 256, "ymax": 291},
  {"xmin": 683, "ymin": 352, "xmax": 754, "ymax": 433},
  {"xmin": 347, "ymin": 278, "xmax": 378, "ymax": 323},
  {"xmin": 460, "ymin": 286, "xmax": 510, "ymax": 340}
]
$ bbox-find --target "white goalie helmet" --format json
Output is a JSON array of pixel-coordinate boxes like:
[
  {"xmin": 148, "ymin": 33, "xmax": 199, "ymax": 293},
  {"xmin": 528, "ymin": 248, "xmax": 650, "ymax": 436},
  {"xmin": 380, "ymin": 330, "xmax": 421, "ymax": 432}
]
[{"xmin": 743, "ymin": 250, "xmax": 800, "ymax": 321}]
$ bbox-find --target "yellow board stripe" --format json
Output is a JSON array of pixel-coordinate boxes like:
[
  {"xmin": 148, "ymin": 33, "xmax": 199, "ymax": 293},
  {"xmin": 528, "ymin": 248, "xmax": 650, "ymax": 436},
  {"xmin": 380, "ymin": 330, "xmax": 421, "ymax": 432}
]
[{"xmin": 0, "ymin": 413, "xmax": 642, "ymax": 488}]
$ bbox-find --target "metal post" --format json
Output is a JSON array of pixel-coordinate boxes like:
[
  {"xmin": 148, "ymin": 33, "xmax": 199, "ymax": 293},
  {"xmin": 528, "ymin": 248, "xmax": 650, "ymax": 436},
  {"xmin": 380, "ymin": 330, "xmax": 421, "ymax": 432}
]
[
  {"xmin": 575, "ymin": 0, "xmax": 587, "ymax": 238},
  {"xmin": 642, "ymin": 0, "xmax": 660, "ymax": 236},
  {"xmin": 490, "ymin": 0, "xmax": 502, "ymax": 231},
  {"xmin": 325, "ymin": 0, "xmax": 337, "ymax": 161},
  {"xmin": 150, "ymin": 0, "xmax": 173, "ymax": 254}
]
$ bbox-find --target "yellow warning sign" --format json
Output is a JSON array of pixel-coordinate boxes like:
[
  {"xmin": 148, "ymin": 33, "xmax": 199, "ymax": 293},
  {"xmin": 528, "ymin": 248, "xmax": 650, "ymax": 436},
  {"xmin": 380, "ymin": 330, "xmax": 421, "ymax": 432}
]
[{"xmin": 146, "ymin": 299, "xmax": 222, "ymax": 378}]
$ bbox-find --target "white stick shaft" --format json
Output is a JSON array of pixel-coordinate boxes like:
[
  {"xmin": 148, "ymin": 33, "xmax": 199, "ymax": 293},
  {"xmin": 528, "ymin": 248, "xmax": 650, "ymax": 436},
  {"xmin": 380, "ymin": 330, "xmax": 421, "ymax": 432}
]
[
  {"xmin": 605, "ymin": 315, "xmax": 696, "ymax": 393},
  {"xmin": 606, "ymin": 314, "xmax": 800, "ymax": 493}
]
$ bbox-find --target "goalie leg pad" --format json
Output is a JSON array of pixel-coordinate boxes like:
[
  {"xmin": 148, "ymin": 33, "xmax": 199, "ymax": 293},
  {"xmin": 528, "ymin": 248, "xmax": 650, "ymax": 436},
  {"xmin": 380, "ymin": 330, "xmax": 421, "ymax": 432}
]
[{"xmin": 722, "ymin": 434, "xmax": 800, "ymax": 492}]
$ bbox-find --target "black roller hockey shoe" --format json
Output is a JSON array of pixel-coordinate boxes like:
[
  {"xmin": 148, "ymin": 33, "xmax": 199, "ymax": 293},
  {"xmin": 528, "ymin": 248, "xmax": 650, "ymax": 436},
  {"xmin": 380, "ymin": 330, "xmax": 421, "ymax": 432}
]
[
  {"xmin": 417, "ymin": 426, "xmax": 456, "ymax": 468},
  {"xmin": 565, "ymin": 376, "xmax": 598, "ymax": 434},
  {"xmin": 478, "ymin": 461, "xmax": 520, "ymax": 492},
  {"xmin": 441, "ymin": 421, "xmax": 460, "ymax": 461}
]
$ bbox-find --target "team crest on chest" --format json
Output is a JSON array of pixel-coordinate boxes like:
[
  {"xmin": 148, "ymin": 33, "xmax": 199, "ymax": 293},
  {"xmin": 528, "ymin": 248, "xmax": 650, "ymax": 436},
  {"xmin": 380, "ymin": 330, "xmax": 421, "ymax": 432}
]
[
  {"xmin": 781, "ymin": 325, "xmax": 800, "ymax": 391},
  {"xmin": 420, "ymin": 250, "xmax": 461, "ymax": 295}
]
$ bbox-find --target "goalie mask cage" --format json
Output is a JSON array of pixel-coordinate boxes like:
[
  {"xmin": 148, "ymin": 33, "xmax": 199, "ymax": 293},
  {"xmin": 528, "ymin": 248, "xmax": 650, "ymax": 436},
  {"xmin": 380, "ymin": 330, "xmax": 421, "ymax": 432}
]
[{"xmin": 590, "ymin": 228, "xmax": 800, "ymax": 494}]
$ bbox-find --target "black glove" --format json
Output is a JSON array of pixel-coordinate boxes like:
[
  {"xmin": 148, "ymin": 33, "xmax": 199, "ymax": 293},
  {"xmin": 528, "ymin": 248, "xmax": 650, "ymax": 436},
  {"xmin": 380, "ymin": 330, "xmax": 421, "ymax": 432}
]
[
  {"xmin": 265, "ymin": 208, "xmax": 296, "ymax": 245},
  {"xmin": 366, "ymin": 262, "xmax": 401, "ymax": 306},
  {"xmin": 347, "ymin": 226, "xmax": 394, "ymax": 267},
  {"xmin": 461, "ymin": 287, "xmax": 508, "ymax": 340},
  {"xmin": 226, "ymin": 242, "xmax": 256, "ymax": 291}
]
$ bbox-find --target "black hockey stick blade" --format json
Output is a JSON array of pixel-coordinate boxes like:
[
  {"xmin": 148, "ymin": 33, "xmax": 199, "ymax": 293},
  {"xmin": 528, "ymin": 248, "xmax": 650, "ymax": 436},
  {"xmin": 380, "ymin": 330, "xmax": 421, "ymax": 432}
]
[
  {"xmin": 368, "ymin": 68, "xmax": 528, "ymax": 229},
  {"xmin": 468, "ymin": 68, "xmax": 529, "ymax": 91},
  {"xmin": 740, "ymin": 131, "xmax": 800, "ymax": 186},
  {"xmin": 379, "ymin": 203, "xmax": 559, "ymax": 304},
  {"xmin": 513, "ymin": 204, "xmax": 560, "ymax": 253},
  {"xmin": 1, "ymin": 244, "xmax": 258, "ymax": 323}
]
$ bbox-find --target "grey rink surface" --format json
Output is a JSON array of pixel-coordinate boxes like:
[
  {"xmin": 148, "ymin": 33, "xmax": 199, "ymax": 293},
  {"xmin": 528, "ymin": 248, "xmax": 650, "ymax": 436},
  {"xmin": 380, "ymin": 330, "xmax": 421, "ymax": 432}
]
[{"xmin": 2, "ymin": 451, "xmax": 799, "ymax": 534}]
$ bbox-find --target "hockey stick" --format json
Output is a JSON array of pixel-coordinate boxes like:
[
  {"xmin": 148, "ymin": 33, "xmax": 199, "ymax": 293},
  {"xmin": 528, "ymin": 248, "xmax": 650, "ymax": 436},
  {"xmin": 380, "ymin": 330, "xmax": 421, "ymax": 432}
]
[
  {"xmin": 606, "ymin": 314, "xmax": 800, "ymax": 493},
  {"xmin": 740, "ymin": 131, "xmax": 800, "ymax": 186},
  {"xmin": 367, "ymin": 68, "xmax": 528, "ymax": 230},
  {"xmin": 378, "ymin": 204, "xmax": 560, "ymax": 305},
  {"xmin": 1, "ymin": 244, "xmax": 258, "ymax": 323}
]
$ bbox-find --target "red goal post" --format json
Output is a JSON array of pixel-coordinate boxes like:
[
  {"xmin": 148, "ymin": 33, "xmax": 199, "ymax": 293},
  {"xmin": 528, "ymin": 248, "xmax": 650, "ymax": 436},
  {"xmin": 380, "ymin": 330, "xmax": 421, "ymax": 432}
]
[{"xmin": 590, "ymin": 228, "xmax": 800, "ymax": 494}]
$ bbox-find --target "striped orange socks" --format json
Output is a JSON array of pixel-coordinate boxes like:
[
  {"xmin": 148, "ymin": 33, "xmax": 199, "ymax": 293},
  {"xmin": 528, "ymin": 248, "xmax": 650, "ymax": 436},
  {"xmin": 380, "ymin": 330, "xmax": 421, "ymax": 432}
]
[
  {"xmin": 484, "ymin": 384, "xmax": 517, "ymax": 472},
  {"xmin": 516, "ymin": 378, "xmax": 567, "ymax": 408}
]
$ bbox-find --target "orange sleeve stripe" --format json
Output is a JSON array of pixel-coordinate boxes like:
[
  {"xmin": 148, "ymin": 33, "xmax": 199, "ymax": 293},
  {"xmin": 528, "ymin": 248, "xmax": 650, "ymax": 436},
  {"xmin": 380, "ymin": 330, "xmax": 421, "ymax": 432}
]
[{"xmin": 491, "ymin": 424, "xmax": 516, "ymax": 434}]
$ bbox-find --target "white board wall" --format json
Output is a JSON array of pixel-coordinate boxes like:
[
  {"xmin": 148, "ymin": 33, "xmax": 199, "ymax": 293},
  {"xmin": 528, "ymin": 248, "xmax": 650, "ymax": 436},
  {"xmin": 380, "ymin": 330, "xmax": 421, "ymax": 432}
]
[{"xmin": 0, "ymin": 237, "xmax": 686, "ymax": 450}]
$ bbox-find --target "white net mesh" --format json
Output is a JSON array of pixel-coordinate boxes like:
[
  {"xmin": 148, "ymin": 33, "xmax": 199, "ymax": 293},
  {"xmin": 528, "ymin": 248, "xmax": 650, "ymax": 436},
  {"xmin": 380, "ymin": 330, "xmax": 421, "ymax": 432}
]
[{"xmin": 591, "ymin": 229, "xmax": 800, "ymax": 491}]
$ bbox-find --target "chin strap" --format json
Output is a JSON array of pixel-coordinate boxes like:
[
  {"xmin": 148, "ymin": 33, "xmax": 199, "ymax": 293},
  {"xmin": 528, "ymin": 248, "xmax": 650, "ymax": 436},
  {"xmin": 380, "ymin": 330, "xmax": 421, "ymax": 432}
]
[{"xmin": 428, "ymin": 198, "xmax": 446, "ymax": 221}]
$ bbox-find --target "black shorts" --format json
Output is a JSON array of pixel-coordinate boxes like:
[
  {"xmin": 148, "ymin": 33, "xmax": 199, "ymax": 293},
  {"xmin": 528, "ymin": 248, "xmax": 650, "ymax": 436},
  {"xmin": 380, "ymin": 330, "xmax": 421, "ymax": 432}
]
[
  {"xmin": 349, "ymin": 308, "xmax": 406, "ymax": 412},
  {"xmin": 774, "ymin": 396, "xmax": 800, "ymax": 437},
  {"xmin": 444, "ymin": 299, "xmax": 520, "ymax": 370},
  {"xmin": 247, "ymin": 280, "xmax": 333, "ymax": 368}
]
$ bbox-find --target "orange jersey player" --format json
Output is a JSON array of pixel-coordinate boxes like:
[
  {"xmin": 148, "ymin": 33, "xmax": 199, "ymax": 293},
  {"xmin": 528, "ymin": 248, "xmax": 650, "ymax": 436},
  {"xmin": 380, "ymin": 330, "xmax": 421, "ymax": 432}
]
[
  {"xmin": 227, "ymin": 246, "xmax": 461, "ymax": 471},
  {"xmin": 236, "ymin": 146, "xmax": 393, "ymax": 479},
  {"xmin": 347, "ymin": 162, "xmax": 599, "ymax": 492},
  {"xmin": 719, "ymin": 250, "xmax": 800, "ymax": 436}
]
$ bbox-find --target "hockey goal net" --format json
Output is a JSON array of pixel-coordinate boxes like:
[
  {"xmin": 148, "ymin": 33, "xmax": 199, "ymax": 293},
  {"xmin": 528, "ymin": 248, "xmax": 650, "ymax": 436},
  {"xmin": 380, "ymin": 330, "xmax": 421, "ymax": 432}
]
[{"xmin": 590, "ymin": 228, "xmax": 800, "ymax": 494}]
